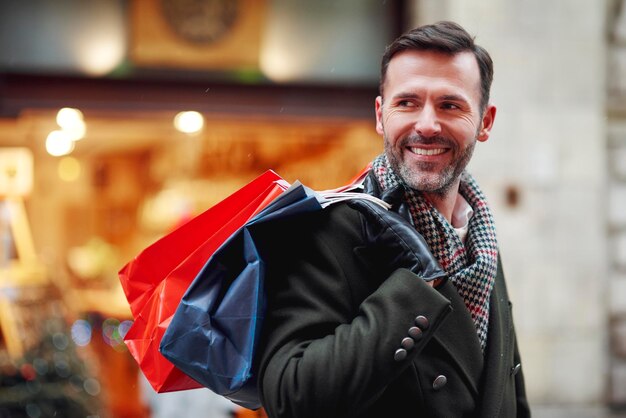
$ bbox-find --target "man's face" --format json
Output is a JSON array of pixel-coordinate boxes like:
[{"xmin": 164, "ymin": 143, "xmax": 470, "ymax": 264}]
[{"xmin": 375, "ymin": 50, "xmax": 496, "ymax": 196}]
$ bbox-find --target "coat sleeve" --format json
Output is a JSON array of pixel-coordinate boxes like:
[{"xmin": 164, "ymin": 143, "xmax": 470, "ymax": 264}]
[{"xmin": 255, "ymin": 204, "xmax": 453, "ymax": 418}]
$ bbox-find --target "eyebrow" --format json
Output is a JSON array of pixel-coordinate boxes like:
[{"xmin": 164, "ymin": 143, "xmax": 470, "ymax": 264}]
[
  {"xmin": 439, "ymin": 94, "xmax": 471, "ymax": 105},
  {"xmin": 388, "ymin": 92, "xmax": 471, "ymax": 105},
  {"xmin": 389, "ymin": 92, "xmax": 420, "ymax": 101}
]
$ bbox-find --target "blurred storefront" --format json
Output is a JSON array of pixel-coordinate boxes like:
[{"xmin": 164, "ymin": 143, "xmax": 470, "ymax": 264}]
[{"xmin": 0, "ymin": 1, "xmax": 401, "ymax": 416}]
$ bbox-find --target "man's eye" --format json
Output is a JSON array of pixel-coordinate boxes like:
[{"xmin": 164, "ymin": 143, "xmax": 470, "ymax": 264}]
[
  {"xmin": 398, "ymin": 100, "xmax": 414, "ymax": 107},
  {"xmin": 441, "ymin": 102, "xmax": 460, "ymax": 110}
]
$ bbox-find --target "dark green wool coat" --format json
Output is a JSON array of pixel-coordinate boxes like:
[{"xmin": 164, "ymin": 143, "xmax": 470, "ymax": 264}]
[{"xmin": 254, "ymin": 202, "xmax": 530, "ymax": 418}]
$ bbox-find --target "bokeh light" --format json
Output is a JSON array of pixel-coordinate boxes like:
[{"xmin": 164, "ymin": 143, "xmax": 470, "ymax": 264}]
[
  {"xmin": 56, "ymin": 107, "xmax": 83, "ymax": 129},
  {"xmin": 25, "ymin": 403, "xmax": 41, "ymax": 418},
  {"xmin": 53, "ymin": 354, "xmax": 71, "ymax": 378},
  {"xmin": 45, "ymin": 130, "xmax": 75, "ymax": 156},
  {"xmin": 101, "ymin": 317, "xmax": 128, "ymax": 351},
  {"xmin": 52, "ymin": 332, "xmax": 69, "ymax": 350},
  {"xmin": 56, "ymin": 108, "xmax": 86, "ymax": 141},
  {"xmin": 32, "ymin": 358, "xmax": 49, "ymax": 376},
  {"xmin": 83, "ymin": 377, "xmax": 101, "ymax": 396},
  {"xmin": 75, "ymin": 28, "xmax": 125, "ymax": 76},
  {"xmin": 58, "ymin": 156, "xmax": 81, "ymax": 182},
  {"xmin": 71, "ymin": 319, "xmax": 92, "ymax": 347},
  {"xmin": 118, "ymin": 320, "xmax": 132, "ymax": 339},
  {"xmin": 174, "ymin": 111, "xmax": 204, "ymax": 134}
]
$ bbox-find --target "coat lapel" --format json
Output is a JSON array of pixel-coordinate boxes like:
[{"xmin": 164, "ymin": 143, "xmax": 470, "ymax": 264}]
[
  {"xmin": 476, "ymin": 260, "xmax": 513, "ymax": 417},
  {"xmin": 433, "ymin": 261, "xmax": 515, "ymax": 415},
  {"xmin": 432, "ymin": 280, "xmax": 484, "ymax": 396}
]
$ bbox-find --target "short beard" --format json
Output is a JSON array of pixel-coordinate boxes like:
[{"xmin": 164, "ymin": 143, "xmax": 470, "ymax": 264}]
[{"xmin": 384, "ymin": 133, "xmax": 476, "ymax": 198}]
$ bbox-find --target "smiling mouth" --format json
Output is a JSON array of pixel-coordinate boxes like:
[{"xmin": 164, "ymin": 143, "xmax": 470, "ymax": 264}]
[{"xmin": 408, "ymin": 147, "xmax": 447, "ymax": 156}]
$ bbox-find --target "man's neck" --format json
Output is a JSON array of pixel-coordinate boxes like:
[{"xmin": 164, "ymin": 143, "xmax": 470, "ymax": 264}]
[{"xmin": 422, "ymin": 181, "xmax": 461, "ymax": 223}]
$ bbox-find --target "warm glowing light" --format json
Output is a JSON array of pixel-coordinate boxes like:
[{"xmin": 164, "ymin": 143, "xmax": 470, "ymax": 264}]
[
  {"xmin": 56, "ymin": 107, "xmax": 83, "ymax": 127},
  {"xmin": 260, "ymin": 46, "xmax": 305, "ymax": 82},
  {"xmin": 58, "ymin": 156, "xmax": 81, "ymax": 182},
  {"xmin": 174, "ymin": 111, "xmax": 204, "ymax": 134},
  {"xmin": 57, "ymin": 108, "xmax": 86, "ymax": 141},
  {"xmin": 65, "ymin": 119, "xmax": 86, "ymax": 141},
  {"xmin": 46, "ymin": 131, "xmax": 75, "ymax": 156},
  {"xmin": 75, "ymin": 34, "xmax": 125, "ymax": 76}
]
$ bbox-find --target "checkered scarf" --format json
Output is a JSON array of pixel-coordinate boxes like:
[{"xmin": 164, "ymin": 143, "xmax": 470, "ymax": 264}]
[{"xmin": 372, "ymin": 154, "xmax": 498, "ymax": 352}]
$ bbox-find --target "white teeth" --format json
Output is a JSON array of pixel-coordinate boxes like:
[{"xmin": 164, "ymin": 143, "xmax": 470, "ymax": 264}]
[{"xmin": 409, "ymin": 147, "xmax": 445, "ymax": 156}]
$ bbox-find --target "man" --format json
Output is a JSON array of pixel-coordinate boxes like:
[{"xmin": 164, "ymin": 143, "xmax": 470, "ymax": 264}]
[{"xmin": 255, "ymin": 21, "xmax": 530, "ymax": 417}]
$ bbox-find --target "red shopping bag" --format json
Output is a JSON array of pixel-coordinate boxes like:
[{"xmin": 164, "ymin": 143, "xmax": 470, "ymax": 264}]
[{"xmin": 119, "ymin": 170, "xmax": 289, "ymax": 392}]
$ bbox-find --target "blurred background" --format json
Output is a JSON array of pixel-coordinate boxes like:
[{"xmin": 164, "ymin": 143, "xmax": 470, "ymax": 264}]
[{"xmin": 0, "ymin": 0, "xmax": 622, "ymax": 417}]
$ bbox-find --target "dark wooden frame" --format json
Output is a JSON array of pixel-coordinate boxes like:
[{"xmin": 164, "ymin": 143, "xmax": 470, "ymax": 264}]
[
  {"xmin": 0, "ymin": 0, "xmax": 408, "ymax": 120},
  {"xmin": 0, "ymin": 73, "xmax": 379, "ymax": 119}
]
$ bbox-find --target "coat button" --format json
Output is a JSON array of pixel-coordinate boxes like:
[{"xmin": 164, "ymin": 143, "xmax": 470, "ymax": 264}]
[
  {"xmin": 511, "ymin": 363, "xmax": 521, "ymax": 376},
  {"xmin": 394, "ymin": 348, "xmax": 407, "ymax": 362},
  {"xmin": 408, "ymin": 326, "xmax": 423, "ymax": 340},
  {"xmin": 432, "ymin": 375, "xmax": 447, "ymax": 390},
  {"xmin": 401, "ymin": 337, "xmax": 415, "ymax": 350},
  {"xmin": 415, "ymin": 315, "xmax": 429, "ymax": 330}
]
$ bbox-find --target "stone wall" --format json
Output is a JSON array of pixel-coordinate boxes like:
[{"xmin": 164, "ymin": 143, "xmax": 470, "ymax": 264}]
[
  {"xmin": 608, "ymin": 0, "xmax": 626, "ymax": 407},
  {"xmin": 413, "ymin": 0, "xmax": 610, "ymax": 412}
]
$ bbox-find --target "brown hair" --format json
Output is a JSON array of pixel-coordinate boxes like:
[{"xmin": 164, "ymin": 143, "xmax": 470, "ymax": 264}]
[{"xmin": 380, "ymin": 21, "xmax": 493, "ymax": 111}]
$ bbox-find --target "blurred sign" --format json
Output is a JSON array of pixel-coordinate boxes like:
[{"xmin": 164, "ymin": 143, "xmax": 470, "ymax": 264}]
[
  {"xmin": 0, "ymin": 148, "xmax": 33, "ymax": 197},
  {"xmin": 130, "ymin": 0, "xmax": 266, "ymax": 70}
]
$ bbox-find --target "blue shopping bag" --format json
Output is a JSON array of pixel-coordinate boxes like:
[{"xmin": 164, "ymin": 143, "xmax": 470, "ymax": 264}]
[{"xmin": 159, "ymin": 181, "xmax": 326, "ymax": 410}]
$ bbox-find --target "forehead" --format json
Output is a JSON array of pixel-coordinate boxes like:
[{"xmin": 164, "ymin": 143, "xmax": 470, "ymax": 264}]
[{"xmin": 383, "ymin": 50, "xmax": 481, "ymax": 100}]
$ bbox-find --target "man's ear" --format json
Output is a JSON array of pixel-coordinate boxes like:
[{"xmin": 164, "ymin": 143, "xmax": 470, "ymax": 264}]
[
  {"xmin": 477, "ymin": 104, "xmax": 497, "ymax": 142},
  {"xmin": 375, "ymin": 96, "xmax": 384, "ymax": 135}
]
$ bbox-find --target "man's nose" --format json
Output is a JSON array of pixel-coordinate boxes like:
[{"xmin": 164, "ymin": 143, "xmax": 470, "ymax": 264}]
[{"xmin": 413, "ymin": 105, "xmax": 441, "ymax": 138}]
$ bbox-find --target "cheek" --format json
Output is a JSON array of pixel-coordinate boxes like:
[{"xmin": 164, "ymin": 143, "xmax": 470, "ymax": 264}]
[
  {"xmin": 444, "ymin": 116, "xmax": 481, "ymax": 142},
  {"xmin": 457, "ymin": 113, "xmax": 481, "ymax": 132},
  {"xmin": 383, "ymin": 108, "xmax": 408, "ymax": 123},
  {"xmin": 383, "ymin": 110, "xmax": 414, "ymax": 134}
]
